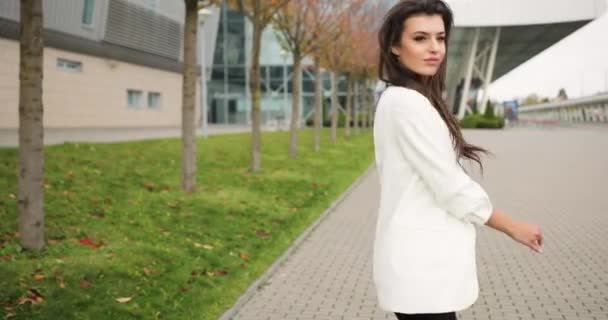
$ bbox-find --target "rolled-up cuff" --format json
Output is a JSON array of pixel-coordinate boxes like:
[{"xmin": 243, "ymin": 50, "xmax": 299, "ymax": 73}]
[{"xmin": 462, "ymin": 198, "xmax": 493, "ymax": 226}]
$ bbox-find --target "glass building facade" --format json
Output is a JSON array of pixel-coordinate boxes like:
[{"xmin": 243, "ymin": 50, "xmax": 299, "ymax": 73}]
[{"xmin": 207, "ymin": 4, "xmax": 348, "ymax": 125}]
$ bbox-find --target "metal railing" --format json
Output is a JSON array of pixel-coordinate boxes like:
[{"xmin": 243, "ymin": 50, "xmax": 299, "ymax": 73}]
[{"xmin": 517, "ymin": 93, "xmax": 608, "ymax": 124}]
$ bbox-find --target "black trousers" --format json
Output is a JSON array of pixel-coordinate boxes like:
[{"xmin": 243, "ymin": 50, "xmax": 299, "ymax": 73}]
[{"xmin": 394, "ymin": 311, "xmax": 457, "ymax": 320}]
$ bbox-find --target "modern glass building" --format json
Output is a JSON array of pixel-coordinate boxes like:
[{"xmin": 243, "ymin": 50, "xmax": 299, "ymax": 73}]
[{"xmin": 206, "ymin": 2, "xmax": 348, "ymax": 126}]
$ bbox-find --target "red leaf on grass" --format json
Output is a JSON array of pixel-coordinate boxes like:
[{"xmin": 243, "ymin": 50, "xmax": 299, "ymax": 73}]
[{"xmin": 78, "ymin": 238, "xmax": 103, "ymax": 248}]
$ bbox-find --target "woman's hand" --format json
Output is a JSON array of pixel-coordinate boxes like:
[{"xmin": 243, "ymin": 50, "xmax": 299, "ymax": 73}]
[{"xmin": 507, "ymin": 221, "xmax": 544, "ymax": 253}]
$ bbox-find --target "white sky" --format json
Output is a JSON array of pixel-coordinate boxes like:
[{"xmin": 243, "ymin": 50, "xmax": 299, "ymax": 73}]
[{"xmin": 487, "ymin": 1, "xmax": 608, "ymax": 101}]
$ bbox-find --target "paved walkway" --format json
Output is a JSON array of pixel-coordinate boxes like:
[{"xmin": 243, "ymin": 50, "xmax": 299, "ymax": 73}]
[
  {"xmin": 0, "ymin": 124, "xmax": 287, "ymax": 147},
  {"xmin": 223, "ymin": 125, "xmax": 608, "ymax": 320}
]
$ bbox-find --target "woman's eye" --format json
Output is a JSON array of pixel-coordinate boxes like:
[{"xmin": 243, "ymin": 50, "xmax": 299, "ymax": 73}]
[
  {"xmin": 414, "ymin": 36, "xmax": 425, "ymax": 41},
  {"xmin": 438, "ymin": 37, "xmax": 446, "ymax": 42}
]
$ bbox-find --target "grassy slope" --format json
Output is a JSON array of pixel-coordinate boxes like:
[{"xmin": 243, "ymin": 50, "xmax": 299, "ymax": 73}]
[{"xmin": 0, "ymin": 128, "xmax": 374, "ymax": 320}]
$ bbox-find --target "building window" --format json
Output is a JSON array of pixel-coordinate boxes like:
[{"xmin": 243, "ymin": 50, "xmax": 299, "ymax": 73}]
[
  {"xmin": 127, "ymin": 89, "xmax": 143, "ymax": 108},
  {"xmin": 82, "ymin": 0, "xmax": 95, "ymax": 25},
  {"xmin": 57, "ymin": 58, "xmax": 83, "ymax": 72},
  {"xmin": 148, "ymin": 92, "xmax": 161, "ymax": 109}
]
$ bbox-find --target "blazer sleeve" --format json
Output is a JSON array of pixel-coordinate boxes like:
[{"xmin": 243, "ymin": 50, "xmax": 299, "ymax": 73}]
[{"xmin": 389, "ymin": 90, "xmax": 493, "ymax": 226}]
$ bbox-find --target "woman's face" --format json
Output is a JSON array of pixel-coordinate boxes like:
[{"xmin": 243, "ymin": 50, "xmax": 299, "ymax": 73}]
[{"xmin": 390, "ymin": 14, "xmax": 446, "ymax": 77}]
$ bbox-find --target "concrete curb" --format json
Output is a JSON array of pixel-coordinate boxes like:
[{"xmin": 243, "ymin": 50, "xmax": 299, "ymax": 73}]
[{"xmin": 217, "ymin": 163, "xmax": 376, "ymax": 320}]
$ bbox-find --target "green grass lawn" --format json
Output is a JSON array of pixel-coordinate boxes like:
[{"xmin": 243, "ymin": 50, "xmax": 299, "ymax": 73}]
[{"xmin": 0, "ymin": 128, "xmax": 374, "ymax": 320}]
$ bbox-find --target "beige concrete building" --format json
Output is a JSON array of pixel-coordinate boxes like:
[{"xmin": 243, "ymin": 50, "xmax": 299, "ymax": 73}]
[
  {"xmin": 0, "ymin": 0, "xmax": 204, "ymax": 129},
  {"xmin": 0, "ymin": 38, "xmax": 200, "ymax": 129}
]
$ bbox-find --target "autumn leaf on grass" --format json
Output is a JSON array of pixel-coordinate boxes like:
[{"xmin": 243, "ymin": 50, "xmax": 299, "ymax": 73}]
[
  {"xmin": 115, "ymin": 297, "xmax": 133, "ymax": 304},
  {"xmin": 33, "ymin": 274, "xmax": 45, "ymax": 281},
  {"xmin": 143, "ymin": 182, "xmax": 155, "ymax": 191},
  {"xmin": 4, "ymin": 311, "xmax": 16, "ymax": 319},
  {"xmin": 214, "ymin": 269, "xmax": 229, "ymax": 277},
  {"xmin": 80, "ymin": 280, "xmax": 92, "ymax": 288},
  {"xmin": 4, "ymin": 232, "xmax": 19, "ymax": 239},
  {"xmin": 239, "ymin": 252, "xmax": 250, "ymax": 260},
  {"xmin": 143, "ymin": 267, "xmax": 154, "ymax": 276},
  {"xmin": 78, "ymin": 238, "xmax": 103, "ymax": 249},
  {"xmin": 16, "ymin": 289, "xmax": 44, "ymax": 305},
  {"xmin": 193, "ymin": 243, "xmax": 214, "ymax": 250},
  {"xmin": 255, "ymin": 230, "xmax": 270, "ymax": 239},
  {"xmin": 54, "ymin": 271, "xmax": 66, "ymax": 288}
]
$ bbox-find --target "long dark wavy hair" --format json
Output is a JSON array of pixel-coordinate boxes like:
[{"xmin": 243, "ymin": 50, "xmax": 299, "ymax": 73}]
[{"xmin": 377, "ymin": 0, "xmax": 491, "ymax": 173}]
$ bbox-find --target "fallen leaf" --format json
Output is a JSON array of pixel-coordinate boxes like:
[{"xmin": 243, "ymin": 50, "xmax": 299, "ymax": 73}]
[
  {"xmin": 4, "ymin": 311, "xmax": 16, "ymax": 318},
  {"xmin": 80, "ymin": 280, "xmax": 92, "ymax": 288},
  {"xmin": 106, "ymin": 253, "xmax": 116, "ymax": 258},
  {"xmin": 239, "ymin": 252, "xmax": 250, "ymax": 260},
  {"xmin": 78, "ymin": 238, "xmax": 103, "ymax": 249},
  {"xmin": 16, "ymin": 289, "xmax": 44, "ymax": 305},
  {"xmin": 214, "ymin": 269, "xmax": 228, "ymax": 277},
  {"xmin": 193, "ymin": 243, "xmax": 214, "ymax": 250},
  {"xmin": 255, "ymin": 230, "xmax": 270, "ymax": 239},
  {"xmin": 143, "ymin": 182, "xmax": 155, "ymax": 191},
  {"xmin": 115, "ymin": 297, "xmax": 133, "ymax": 303},
  {"xmin": 89, "ymin": 211, "xmax": 105, "ymax": 219},
  {"xmin": 33, "ymin": 274, "xmax": 45, "ymax": 281},
  {"xmin": 143, "ymin": 267, "xmax": 152, "ymax": 276},
  {"xmin": 0, "ymin": 255, "xmax": 13, "ymax": 261},
  {"xmin": 4, "ymin": 232, "xmax": 19, "ymax": 239},
  {"xmin": 8, "ymin": 193, "xmax": 15, "ymax": 199}
]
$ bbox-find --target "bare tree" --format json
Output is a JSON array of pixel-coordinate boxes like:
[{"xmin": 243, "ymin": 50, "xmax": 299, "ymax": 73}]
[
  {"xmin": 19, "ymin": 0, "xmax": 45, "ymax": 250},
  {"xmin": 273, "ymin": 0, "xmax": 336, "ymax": 158},
  {"xmin": 231, "ymin": 0, "xmax": 291, "ymax": 171}
]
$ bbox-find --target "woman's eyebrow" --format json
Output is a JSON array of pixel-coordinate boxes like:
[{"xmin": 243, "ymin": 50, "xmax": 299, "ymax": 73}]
[{"xmin": 412, "ymin": 31, "xmax": 446, "ymax": 35}]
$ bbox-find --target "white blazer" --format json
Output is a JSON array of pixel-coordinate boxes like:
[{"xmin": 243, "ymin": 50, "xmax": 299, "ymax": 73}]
[{"xmin": 372, "ymin": 86, "xmax": 493, "ymax": 314}]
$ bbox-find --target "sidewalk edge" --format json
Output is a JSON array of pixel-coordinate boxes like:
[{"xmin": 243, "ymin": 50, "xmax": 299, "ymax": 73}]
[{"xmin": 217, "ymin": 162, "xmax": 376, "ymax": 320}]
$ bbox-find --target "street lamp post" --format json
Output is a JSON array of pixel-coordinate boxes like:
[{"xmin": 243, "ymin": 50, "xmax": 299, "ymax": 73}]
[
  {"xmin": 198, "ymin": 8, "xmax": 212, "ymax": 138},
  {"xmin": 280, "ymin": 49, "xmax": 289, "ymax": 130}
]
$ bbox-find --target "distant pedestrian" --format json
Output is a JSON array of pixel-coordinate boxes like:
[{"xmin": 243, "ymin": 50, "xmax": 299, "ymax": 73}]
[{"xmin": 372, "ymin": 1, "xmax": 544, "ymax": 319}]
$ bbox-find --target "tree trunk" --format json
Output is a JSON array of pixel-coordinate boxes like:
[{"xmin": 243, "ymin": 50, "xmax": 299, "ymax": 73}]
[
  {"xmin": 330, "ymin": 71, "xmax": 338, "ymax": 144},
  {"xmin": 354, "ymin": 80, "xmax": 360, "ymax": 135},
  {"xmin": 19, "ymin": 0, "xmax": 45, "ymax": 250},
  {"xmin": 366, "ymin": 81, "xmax": 373, "ymax": 128},
  {"xmin": 288, "ymin": 53, "xmax": 301, "ymax": 158},
  {"xmin": 250, "ymin": 23, "xmax": 263, "ymax": 171},
  {"xmin": 181, "ymin": 0, "xmax": 198, "ymax": 193},
  {"xmin": 313, "ymin": 63, "xmax": 322, "ymax": 152},
  {"xmin": 344, "ymin": 76, "xmax": 353, "ymax": 138}
]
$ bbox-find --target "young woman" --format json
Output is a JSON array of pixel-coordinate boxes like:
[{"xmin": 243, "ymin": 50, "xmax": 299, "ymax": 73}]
[{"xmin": 372, "ymin": 1, "xmax": 544, "ymax": 320}]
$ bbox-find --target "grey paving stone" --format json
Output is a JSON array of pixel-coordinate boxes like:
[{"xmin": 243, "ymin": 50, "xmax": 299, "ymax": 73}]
[{"xmin": 224, "ymin": 126, "xmax": 608, "ymax": 320}]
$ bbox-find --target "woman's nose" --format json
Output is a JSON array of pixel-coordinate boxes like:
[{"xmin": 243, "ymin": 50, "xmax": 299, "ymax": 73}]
[{"xmin": 429, "ymin": 39, "xmax": 440, "ymax": 52}]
